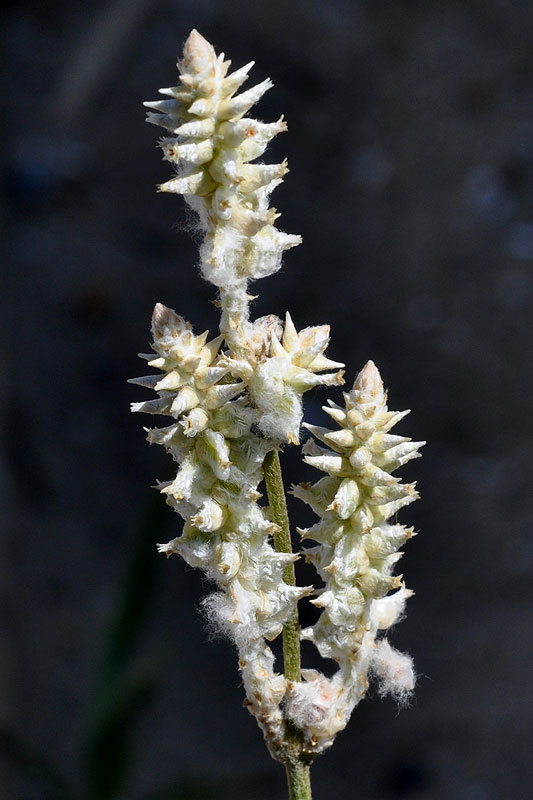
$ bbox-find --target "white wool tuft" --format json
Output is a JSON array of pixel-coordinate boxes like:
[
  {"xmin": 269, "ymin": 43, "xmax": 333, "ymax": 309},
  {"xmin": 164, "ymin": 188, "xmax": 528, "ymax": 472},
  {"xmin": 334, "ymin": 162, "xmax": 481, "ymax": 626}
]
[
  {"xmin": 285, "ymin": 673, "xmax": 341, "ymax": 732},
  {"xmin": 370, "ymin": 639, "xmax": 415, "ymax": 702},
  {"xmin": 201, "ymin": 592, "xmax": 233, "ymax": 640}
]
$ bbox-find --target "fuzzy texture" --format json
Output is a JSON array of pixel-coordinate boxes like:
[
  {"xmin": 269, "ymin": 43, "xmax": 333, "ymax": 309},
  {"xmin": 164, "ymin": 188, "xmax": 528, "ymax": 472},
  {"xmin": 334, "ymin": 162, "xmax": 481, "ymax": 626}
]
[
  {"xmin": 288, "ymin": 361, "xmax": 424, "ymax": 754},
  {"xmin": 145, "ymin": 30, "xmax": 344, "ymax": 444},
  {"xmin": 246, "ymin": 312, "xmax": 345, "ymax": 443},
  {"xmin": 131, "ymin": 303, "xmax": 310, "ymax": 759},
  {"xmin": 136, "ymin": 30, "xmax": 424, "ymax": 770},
  {"xmin": 145, "ymin": 29, "xmax": 299, "ymax": 353}
]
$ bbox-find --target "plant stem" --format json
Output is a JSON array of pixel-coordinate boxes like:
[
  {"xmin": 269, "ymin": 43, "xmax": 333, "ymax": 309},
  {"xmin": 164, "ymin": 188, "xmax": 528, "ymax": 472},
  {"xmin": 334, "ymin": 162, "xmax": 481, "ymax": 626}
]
[
  {"xmin": 263, "ymin": 448, "xmax": 300, "ymax": 683},
  {"xmin": 285, "ymin": 759, "xmax": 312, "ymax": 800},
  {"xmin": 263, "ymin": 448, "xmax": 312, "ymax": 800}
]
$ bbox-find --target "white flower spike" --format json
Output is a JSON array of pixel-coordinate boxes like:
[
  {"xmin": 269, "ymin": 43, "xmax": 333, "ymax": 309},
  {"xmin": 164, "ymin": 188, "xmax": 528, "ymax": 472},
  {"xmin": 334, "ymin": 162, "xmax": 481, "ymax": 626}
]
[
  {"xmin": 145, "ymin": 30, "xmax": 299, "ymax": 352},
  {"xmin": 133, "ymin": 30, "xmax": 424, "ymax": 798},
  {"xmin": 289, "ymin": 361, "xmax": 424, "ymax": 753}
]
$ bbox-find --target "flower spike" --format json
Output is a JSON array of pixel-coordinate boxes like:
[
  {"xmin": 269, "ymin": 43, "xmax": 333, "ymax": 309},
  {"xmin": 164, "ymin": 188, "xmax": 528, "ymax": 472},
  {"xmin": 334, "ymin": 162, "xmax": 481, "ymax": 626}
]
[
  {"xmin": 289, "ymin": 361, "xmax": 424, "ymax": 753},
  {"xmin": 133, "ymin": 30, "xmax": 425, "ymax": 795}
]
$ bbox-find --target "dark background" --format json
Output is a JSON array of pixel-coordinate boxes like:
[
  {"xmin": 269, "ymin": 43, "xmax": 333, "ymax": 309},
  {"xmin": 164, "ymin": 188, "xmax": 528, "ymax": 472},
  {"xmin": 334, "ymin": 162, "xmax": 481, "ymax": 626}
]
[{"xmin": 2, "ymin": 1, "xmax": 532, "ymax": 798}]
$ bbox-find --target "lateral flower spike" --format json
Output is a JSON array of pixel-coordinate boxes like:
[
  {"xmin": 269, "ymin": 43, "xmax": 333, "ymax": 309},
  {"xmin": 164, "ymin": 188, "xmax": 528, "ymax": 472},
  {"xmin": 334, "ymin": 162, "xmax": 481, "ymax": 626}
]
[
  {"xmin": 288, "ymin": 361, "xmax": 425, "ymax": 755},
  {"xmin": 131, "ymin": 301, "xmax": 308, "ymax": 759}
]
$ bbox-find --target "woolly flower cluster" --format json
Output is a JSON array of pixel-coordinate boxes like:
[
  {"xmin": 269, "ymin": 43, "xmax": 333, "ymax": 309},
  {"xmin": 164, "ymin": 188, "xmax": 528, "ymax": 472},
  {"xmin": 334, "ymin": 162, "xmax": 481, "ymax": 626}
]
[
  {"xmin": 144, "ymin": 29, "xmax": 343, "ymax": 443},
  {"xmin": 134, "ymin": 29, "xmax": 424, "ymax": 766},
  {"xmin": 146, "ymin": 28, "xmax": 299, "ymax": 305},
  {"xmin": 131, "ymin": 303, "xmax": 310, "ymax": 758},
  {"xmin": 288, "ymin": 361, "xmax": 424, "ymax": 754}
]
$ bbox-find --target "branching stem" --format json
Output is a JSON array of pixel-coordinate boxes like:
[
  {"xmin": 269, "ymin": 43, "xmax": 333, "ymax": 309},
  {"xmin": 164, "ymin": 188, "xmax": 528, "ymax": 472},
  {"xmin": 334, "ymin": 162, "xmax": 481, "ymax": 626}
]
[{"xmin": 263, "ymin": 448, "xmax": 312, "ymax": 800}]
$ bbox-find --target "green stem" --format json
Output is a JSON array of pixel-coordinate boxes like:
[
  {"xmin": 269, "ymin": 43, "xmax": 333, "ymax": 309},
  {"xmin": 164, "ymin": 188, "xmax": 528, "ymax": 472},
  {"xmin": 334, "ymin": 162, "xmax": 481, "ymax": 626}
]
[
  {"xmin": 263, "ymin": 448, "xmax": 300, "ymax": 683},
  {"xmin": 285, "ymin": 759, "xmax": 312, "ymax": 800},
  {"xmin": 263, "ymin": 448, "xmax": 312, "ymax": 800}
]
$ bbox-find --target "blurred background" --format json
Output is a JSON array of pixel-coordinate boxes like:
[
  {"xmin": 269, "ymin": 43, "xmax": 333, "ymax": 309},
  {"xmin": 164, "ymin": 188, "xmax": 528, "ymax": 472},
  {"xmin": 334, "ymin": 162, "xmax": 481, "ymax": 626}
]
[{"xmin": 1, "ymin": 1, "xmax": 532, "ymax": 798}]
